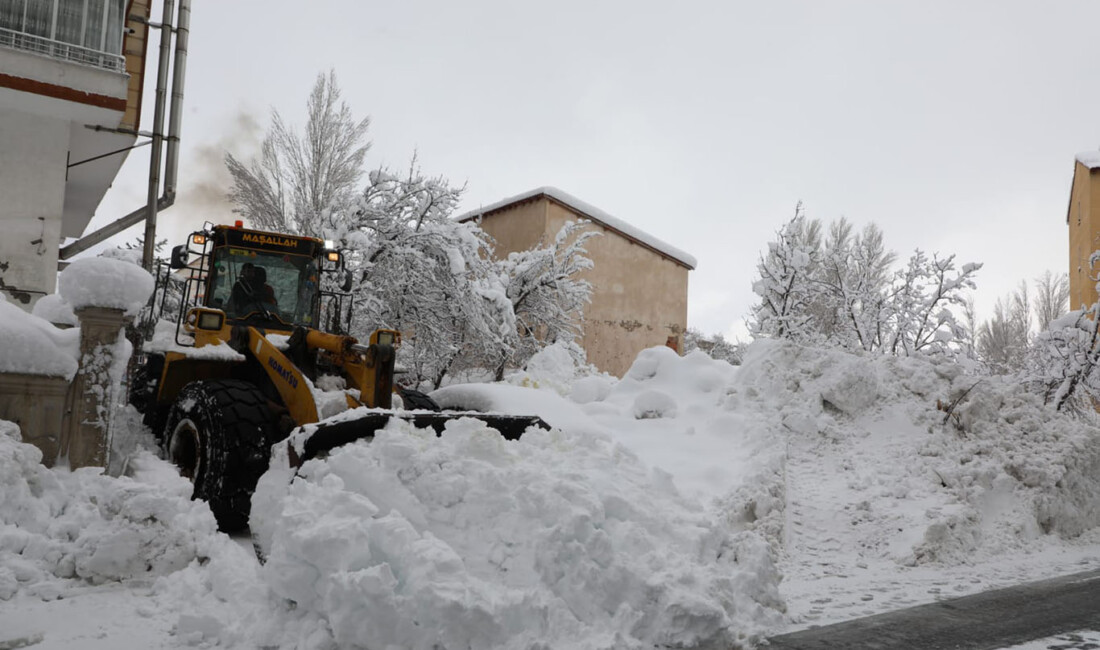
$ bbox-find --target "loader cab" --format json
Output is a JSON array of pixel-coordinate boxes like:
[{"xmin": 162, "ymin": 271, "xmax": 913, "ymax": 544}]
[{"xmin": 168, "ymin": 222, "xmax": 344, "ymax": 346}]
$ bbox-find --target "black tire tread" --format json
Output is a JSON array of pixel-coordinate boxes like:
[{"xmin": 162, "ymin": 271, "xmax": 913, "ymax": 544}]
[{"xmin": 164, "ymin": 379, "xmax": 279, "ymax": 531}]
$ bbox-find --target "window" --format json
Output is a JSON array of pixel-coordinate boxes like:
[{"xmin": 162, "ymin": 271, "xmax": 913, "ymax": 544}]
[
  {"xmin": 208, "ymin": 247, "xmax": 322, "ymax": 329},
  {"xmin": 0, "ymin": 0, "xmax": 126, "ymax": 70}
]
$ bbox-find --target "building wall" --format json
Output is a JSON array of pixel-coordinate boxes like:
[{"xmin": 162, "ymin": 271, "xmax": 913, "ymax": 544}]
[
  {"xmin": 475, "ymin": 199, "xmax": 548, "ymax": 257},
  {"xmin": 122, "ymin": 0, "xmax": 153, "ymax": 131},
  {"xmin": 0, "ymin": 109, "xmax": 68, "ymax": 306},
  {"xmin": 1068, "ymin": 161, "xmax": 1100, "ymax": 311},
  {"xmin": 544, "ymin": 200, "xmax": 688, "ymax": 376},
  {"xmin": 474, "ymin": 195, "xmax": 690, "ymax": 377}
]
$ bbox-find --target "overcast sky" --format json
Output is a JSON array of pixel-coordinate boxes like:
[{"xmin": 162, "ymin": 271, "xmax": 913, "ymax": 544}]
[{"xmin": 89, "ymin": 1, "xmax": 1100, "ymax": 340}]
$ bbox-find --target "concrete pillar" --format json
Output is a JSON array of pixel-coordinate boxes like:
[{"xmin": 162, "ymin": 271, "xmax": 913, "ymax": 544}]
[{"xmin": 61, "ymin": 306, "xmax": 130, "ymax": 470}]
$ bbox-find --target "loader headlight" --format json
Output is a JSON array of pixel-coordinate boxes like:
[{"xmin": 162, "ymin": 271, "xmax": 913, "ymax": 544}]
[
  {"xmin": 372, "ymin": 329, "xmax": 398, "ymax": 347},
  {"xmin": 326, "ymin": 251, "xmax": 340, "ymax": 263},
  {"xmin": 191, "ymin": 233, "xmax": 207, "ymax": 245},
  {"xmin": 193, "ymin": 309, "xmax": 225, "ymax": 331}
]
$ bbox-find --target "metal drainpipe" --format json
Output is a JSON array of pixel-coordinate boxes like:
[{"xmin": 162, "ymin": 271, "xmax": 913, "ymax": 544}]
[
  {"xmin": 142, "ymin": 0, "xmax": 176, "ymax": 272},
  {"xmin": 163, "ymin": 0, "xmax": 189, "ymax": 199}
]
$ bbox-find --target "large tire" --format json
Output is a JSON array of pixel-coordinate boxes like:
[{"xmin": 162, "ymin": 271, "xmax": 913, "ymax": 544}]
[{"xmin": 163, "ymin": 379, "xmax": 280, "ymax": 532}]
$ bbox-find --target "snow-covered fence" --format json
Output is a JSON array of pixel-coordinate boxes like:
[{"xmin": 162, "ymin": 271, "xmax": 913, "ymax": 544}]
[{"xmin": 0, "ymin": 258, "xmax": 152, "ymax": 470}]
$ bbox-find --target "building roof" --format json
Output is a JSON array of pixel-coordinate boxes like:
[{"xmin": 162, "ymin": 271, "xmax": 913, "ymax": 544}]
[
  {"xmin": 1076, "ymin": 151, "xmax": 1100, "ymax": 170},
  {"xmin": 1068, "ymin": 152, "xmax": 1100, "ymax": 224},
  {"xmin": 455, "ymin": 186, "xmax": 697, "ymax": 270}
]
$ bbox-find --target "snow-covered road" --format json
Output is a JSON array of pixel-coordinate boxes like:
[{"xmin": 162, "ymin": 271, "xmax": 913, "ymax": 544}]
[{"xmin": 3, "ymin": 340, "xmax": 1100, "ymax": 648}]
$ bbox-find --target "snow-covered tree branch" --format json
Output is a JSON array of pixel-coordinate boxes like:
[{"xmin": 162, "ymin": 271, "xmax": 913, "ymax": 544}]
[{"xmin": 750, "ymin": 204, "xmax": 981, "ymax": 357}]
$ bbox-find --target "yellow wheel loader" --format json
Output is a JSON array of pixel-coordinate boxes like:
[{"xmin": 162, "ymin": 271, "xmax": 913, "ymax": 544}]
[{"xmin": 129, "ymin": 222, "xmax": 546, "ymax": 530}]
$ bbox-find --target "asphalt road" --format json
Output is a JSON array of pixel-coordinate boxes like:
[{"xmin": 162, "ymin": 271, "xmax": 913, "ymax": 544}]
[{"xmin": 765, "ymin": 568, "xmax": 1100, "ymax": 650}]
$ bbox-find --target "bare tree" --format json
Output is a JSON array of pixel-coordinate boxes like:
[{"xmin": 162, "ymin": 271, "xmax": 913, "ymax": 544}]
[
  {"xmin": 1033, "ymin": 270, "xmax": 1069, "ymax": 331},
  {"xmin": 977, "ymin": 283, "xmax": 1031, "ymax": 375},
  {"xmin": 225, "ymin": 71, "xmax": 370, "ymax": 238}
]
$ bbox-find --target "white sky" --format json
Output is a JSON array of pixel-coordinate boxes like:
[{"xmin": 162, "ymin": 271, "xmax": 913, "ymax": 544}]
[{"xmin": 88, "ymin": 0, "xmax": 1100, "ymax": 341}]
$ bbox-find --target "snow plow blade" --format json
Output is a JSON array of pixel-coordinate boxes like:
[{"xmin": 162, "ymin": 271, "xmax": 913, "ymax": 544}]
[{"xmin": 290, "ymin": 413, "xmax": 551, "ymax": 468}]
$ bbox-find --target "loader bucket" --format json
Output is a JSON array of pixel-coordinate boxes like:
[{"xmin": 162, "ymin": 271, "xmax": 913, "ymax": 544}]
[{"xmin": 290, "ymin": 412, "xmax": 552, "ymax": 468}]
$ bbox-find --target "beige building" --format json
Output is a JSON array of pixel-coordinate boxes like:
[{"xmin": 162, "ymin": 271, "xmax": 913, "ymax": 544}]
[
  {"xmin": 1067, "ymin": 151, "xmax": 1100, "ymax": 310},
  {"xmin": 458, "ymin": 187, "xmax": 696, "ymax": 377}
]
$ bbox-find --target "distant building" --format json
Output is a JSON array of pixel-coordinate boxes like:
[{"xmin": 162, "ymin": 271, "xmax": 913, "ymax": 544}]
[
  {"xmin": 0, "ymin": 0, "xmax": 152, "ymax": 307},
  {"xmin": 458, "ymin": 187, "xmax": 696, "ymax": 377},
  {"xmin": 1066, "ymin": 151, "xmax": 1100, "ymax": 310}
]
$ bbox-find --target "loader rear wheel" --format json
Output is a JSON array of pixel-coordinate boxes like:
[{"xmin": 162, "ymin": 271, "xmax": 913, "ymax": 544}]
[{"xmin": 163, "ymin": 379, "xmax": 280, "ymax": 532}]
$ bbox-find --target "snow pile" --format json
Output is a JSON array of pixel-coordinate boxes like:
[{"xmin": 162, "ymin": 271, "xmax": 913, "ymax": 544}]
[
  {"xmin": 58, "ymin": 256, "xmax": 154, "ymax": 316},
  {"xmin": 728, "ymin": 340, "xmax": 1100, "ymax": 568},
  {"xmin": 516, "ymin": 340, "xmax": 578, "ymax": 389},
  {"xmin": 252, "ymin": 418, "xmax": 785, "ymax": 649},
  {"xmin": 0, "ymin": 422, "xmax": 220, "ymax": 600},
  {"xmin": 0, "ymin": 294, "xmax": 80, "ymax": 379}
]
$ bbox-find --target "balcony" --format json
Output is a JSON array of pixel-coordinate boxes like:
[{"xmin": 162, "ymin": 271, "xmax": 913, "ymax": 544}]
[{"xmin": 0, "ymin": 0, "xmax": 125, "ymax": 73}]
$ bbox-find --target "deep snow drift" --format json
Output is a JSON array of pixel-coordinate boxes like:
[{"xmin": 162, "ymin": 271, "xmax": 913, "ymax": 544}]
[{"xmin": 2, "ymin": 340, "xmax": 1100, "ymax": 649}]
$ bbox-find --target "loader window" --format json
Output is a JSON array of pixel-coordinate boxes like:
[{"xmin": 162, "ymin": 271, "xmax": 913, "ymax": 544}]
[{"xmin": 208, "ymin": 247, "xmax": 320, "ymax": 327}]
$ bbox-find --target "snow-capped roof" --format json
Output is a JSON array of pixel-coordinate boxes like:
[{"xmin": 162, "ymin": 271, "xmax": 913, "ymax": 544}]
[
  {"xmin": 1075, "ymin": 151, "xmax": 1100, "ymax": 170},
  {"xmin": 456, "ymin": 186, "xmax": 697, "ymax": 270}
]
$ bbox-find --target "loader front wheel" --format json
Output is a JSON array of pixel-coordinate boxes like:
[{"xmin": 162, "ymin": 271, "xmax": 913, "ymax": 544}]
[{"xmin": 163, "ymin": 379, "xmax": 280, "ymax": 532}]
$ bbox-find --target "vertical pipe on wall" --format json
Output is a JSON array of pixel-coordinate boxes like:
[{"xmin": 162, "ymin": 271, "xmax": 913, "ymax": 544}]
[
  {"xmin": 142, "ymin": 0, "xmax": 174, "ymax": 271},
  {"xmin": 163, "ymin": 0, "xmax": 188, "ymax": 199}
]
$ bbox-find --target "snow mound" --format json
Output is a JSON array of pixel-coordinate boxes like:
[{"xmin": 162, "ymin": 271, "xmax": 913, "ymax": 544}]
[
  {"xmin": 58, "ymin": 256, "xmax": 154, "ymax": 316},
  {"xmin": 30, "ymin": 293, "xmax": 77, "ymax": 327},
  {"xmin": 252, "ymin": 418, "xmax": 785, "ymax": 649},
  {"xmin": 0, "ymin": 422, "xmax": 220, "ymax": 599},
  {"xmin": 520, "ymin": 340, "xmax": 576, "ymax": 387},
  {"xmin": 0, "ymin": 295, "xmax": 80, "ymax": 379},
  {"xmin": 730, "ymin": 340, "xmax": 1100, "ymax": 570}
]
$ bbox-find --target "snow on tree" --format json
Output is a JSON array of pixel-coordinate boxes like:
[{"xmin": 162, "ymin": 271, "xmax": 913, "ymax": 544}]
[
  {"xmin": 492, "ymin": 220, "xmax": 597, "ymax": 379},
  {"xmin": 683, "ymin": 328, "xmax": 743, "ymax": 365},
  {"xmin": 881, "ymin": 251, "xmax": 980, "ymax": 356},
  {"xmin": 225, "ymin": 71, "xmax": 370, "ymax": 238},
  {"xmin": 317, "ymin": 162, "xmax": 514, "ymax": 389},
  {"xmin": 750, "ymin": 203, "xmax": 820, "ymax": 341},
  {"xmin": 751, "ymin": 204, "xmax": 980, "ymax": 357},
  {"xmin": 812, "ymin": 218, "xmax": 896, "ymax": 351},
  {"xmin": 1026, "ymin": 259, "xmax": 1099, "ymax": 411}
]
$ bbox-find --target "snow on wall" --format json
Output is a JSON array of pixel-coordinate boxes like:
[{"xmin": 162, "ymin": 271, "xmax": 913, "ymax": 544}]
[
  {"xmin": 0, "ymin": 295, "xmax": 80, "ymax": 379},
  {"xmin": 58, "ymin": 256, "xmax": 154, "ymax": 316},
  {"xmin": 30, "ymin": 293, "xmax": 77, "ymax": 327},
  {"xmin": 456, "ymin": 186, "xmax": 698, "ymax": 269}
]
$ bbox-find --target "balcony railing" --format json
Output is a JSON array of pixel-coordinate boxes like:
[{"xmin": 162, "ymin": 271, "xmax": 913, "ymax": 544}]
[
  {"xmin": 0, "ymin": 26, "xmax": 123, "ymax": 72},
  {"xmin": 0, "ymin": 0, "xmax": 125, "ymax": 73}
]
